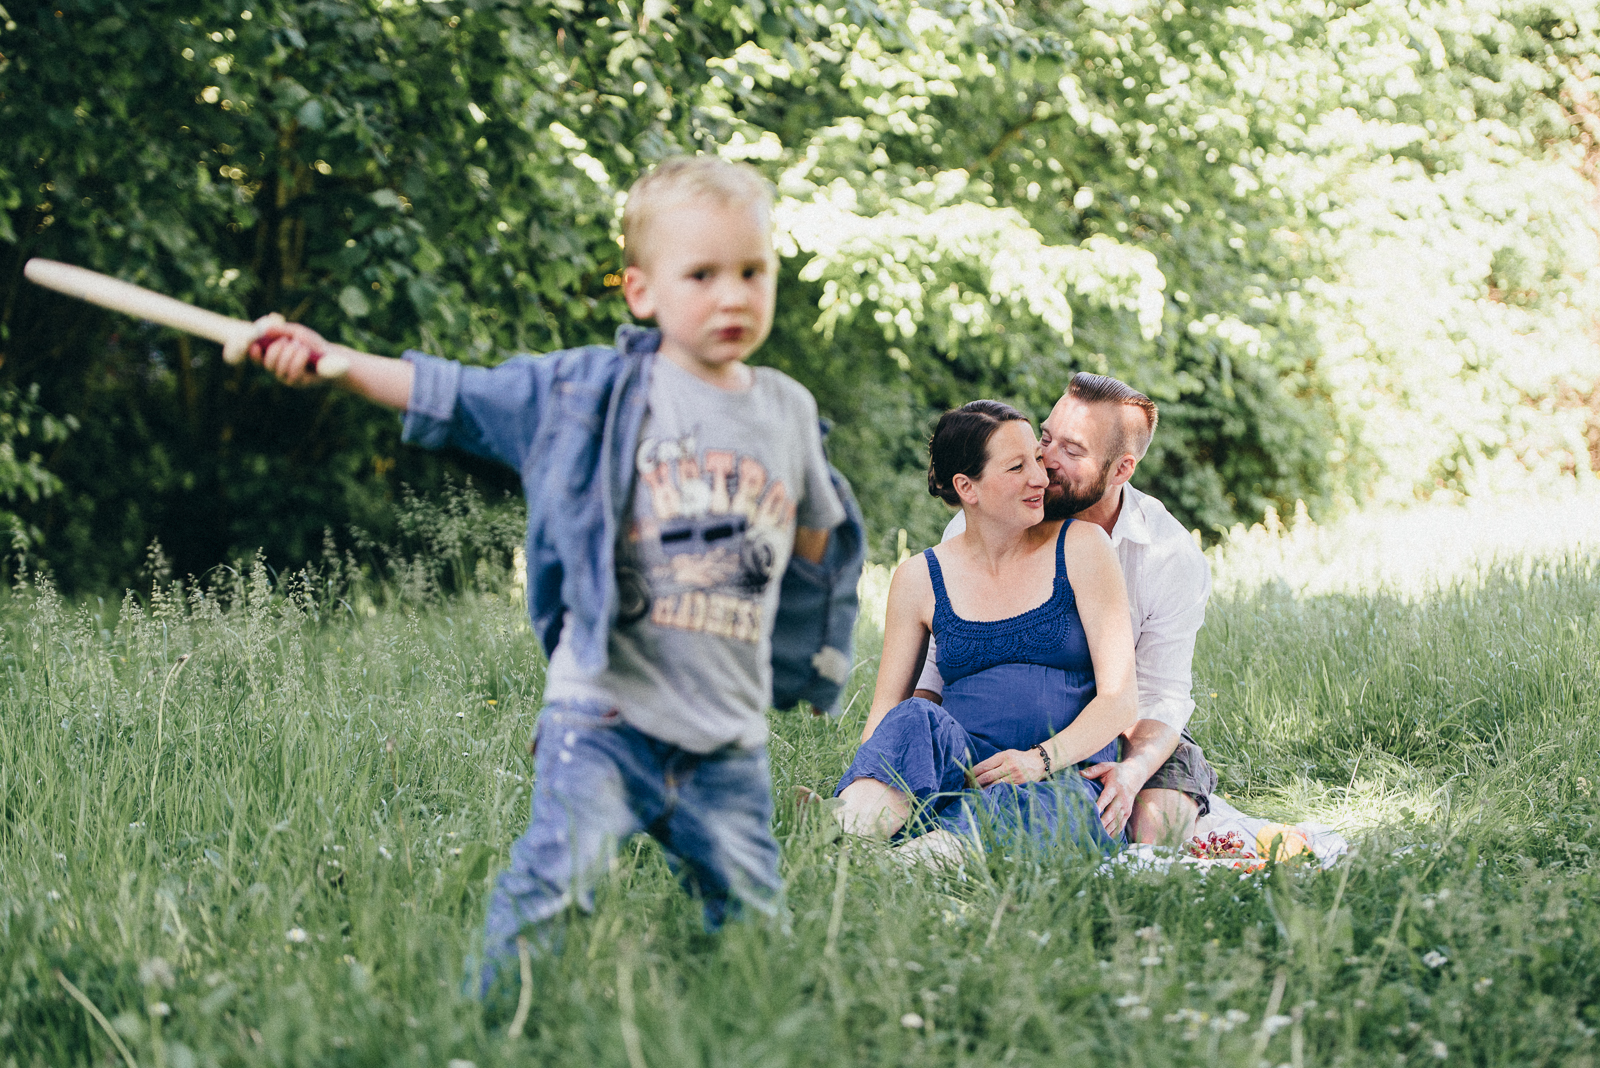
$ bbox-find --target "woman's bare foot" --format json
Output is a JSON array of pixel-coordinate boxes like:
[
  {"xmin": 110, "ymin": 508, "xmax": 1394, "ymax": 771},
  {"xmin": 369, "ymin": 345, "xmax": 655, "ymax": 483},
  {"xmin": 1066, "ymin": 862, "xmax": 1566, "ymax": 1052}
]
[
  {"xmin": 834, "ymin": 778, "xmax": 912, "ymax": 839},
  {"xmin": 892, "ymin": 829, "xmax": 977, "ymax": 869}
]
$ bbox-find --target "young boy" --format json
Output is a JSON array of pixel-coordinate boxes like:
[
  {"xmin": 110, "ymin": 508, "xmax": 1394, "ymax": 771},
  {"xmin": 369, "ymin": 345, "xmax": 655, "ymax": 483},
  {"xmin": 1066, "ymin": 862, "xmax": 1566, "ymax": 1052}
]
[{"xmin": 250, "ymin": 156, "xmax": 858, "ymax": 986}]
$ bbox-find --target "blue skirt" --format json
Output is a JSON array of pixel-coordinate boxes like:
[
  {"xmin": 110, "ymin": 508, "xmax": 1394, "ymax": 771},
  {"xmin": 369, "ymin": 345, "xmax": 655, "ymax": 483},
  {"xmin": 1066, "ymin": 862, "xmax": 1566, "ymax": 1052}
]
[{"xmin": 835, "ymin": 697, "xmax": 1124, "ymax": 852}]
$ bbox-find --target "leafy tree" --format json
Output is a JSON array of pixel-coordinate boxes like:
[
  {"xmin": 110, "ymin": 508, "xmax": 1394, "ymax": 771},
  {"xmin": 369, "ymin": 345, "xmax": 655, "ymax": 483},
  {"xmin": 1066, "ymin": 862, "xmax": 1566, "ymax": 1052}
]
[
  {"xmin": 1, "ymin": 0, "xmax": 1595, "ymax": 589},
  {"xmin": 0, "ymin": 382, "xmax": 74, "ymax": 548},
  {"xmin": 1302, "ymin": 0, "xmax": 1600, "ymax": 499}
]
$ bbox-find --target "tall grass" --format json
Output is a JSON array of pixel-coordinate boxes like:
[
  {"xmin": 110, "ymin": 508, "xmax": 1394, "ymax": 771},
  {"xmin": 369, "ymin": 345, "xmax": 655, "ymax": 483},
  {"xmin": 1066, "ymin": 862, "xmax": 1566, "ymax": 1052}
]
[{"xmin": 2, "ymin": 495, "xmax": 1598, "ymax": 1066}]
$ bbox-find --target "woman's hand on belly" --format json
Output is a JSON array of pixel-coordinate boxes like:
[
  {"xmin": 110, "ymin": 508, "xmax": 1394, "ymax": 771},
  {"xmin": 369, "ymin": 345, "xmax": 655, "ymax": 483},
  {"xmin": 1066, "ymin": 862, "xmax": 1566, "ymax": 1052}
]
[{"xmin": 971, "ymin": 747, "xmax": 1048, "ymax": 787}]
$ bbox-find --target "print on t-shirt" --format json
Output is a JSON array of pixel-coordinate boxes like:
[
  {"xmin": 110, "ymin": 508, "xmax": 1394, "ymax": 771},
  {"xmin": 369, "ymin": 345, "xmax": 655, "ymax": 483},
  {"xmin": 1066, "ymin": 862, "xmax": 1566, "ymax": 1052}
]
[{"xmin": 617, "ymin": 430, "xmax": 797, "ymax": 644}]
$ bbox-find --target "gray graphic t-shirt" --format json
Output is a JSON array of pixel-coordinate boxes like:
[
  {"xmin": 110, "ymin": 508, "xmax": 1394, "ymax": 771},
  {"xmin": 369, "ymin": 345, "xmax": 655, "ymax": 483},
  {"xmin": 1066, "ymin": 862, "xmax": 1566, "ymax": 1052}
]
[{"xmin": 545, "ymin": 358, "xmax": 845, "ymax": 753}]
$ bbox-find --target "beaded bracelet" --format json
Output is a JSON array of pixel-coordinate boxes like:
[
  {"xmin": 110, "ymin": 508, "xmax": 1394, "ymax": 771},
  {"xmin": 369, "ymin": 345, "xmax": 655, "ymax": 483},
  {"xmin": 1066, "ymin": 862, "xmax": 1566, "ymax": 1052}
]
[{"xmin": 1032, "ymin": 743, "xmax": 1053, "ymax": 777}]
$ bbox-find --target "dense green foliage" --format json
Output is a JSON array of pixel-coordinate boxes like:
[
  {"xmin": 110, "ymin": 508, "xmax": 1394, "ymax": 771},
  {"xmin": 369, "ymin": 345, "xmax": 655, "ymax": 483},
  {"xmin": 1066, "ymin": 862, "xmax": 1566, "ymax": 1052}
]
[
  {"xmin": 1, "ymin": 0, "xmax": 1597, "ymax": 585},
  {"xmin": 2, "ymin": 515, "xmax": 1598, "ymax": 1065}
]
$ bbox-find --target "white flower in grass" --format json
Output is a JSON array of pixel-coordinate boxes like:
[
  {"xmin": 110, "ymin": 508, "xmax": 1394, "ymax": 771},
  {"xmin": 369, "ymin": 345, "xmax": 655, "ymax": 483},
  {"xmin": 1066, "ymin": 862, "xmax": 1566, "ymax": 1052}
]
[
  {"xmin": 139, "ymin": 957, "xmax": 175, "ymax": 989},
  {"xmin": 148, "ymin": 1002, "xmax": 171, "ymax": 1017},
  {"xmin": 1421, "ymin": 950, "xmax": 1449, "ymax": 968},
  {"xmin": 900, "ymin": 1012, "xmax": 924, "ymax": 1029},
  {"xmin": 1262, "ymin": 1014, "xmax": 1293, "ymax": 1036},
  {"xmin": 285, "ymin": 927, "xmax": 309, "ymax": 944},
  {"xmin": 1210, "ymin": 1009, "xmax": 1249, "ymax": 1033},
  {"xmin": 1432, "ymin": 1040, "xmax": 1449, "ymax": 1059},
  {"xmin": 1473, "ymin": 977, "xmax": 1493, "ymax": 994},
  {"xmin": 1114, "ymin": 993, "xmax": 1143, "ymax": 1008},
  {"xmin": 1126, "ymin": 1005, "xmax": 1152, "ymax": 1020}
]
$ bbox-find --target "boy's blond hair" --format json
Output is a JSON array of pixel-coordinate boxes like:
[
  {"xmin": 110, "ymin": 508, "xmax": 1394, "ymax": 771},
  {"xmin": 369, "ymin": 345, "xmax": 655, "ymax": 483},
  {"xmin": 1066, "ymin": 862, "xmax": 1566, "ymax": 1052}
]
[{"xmin": 622, "ymin": 156, "xmax": 774, "ymax": 267}]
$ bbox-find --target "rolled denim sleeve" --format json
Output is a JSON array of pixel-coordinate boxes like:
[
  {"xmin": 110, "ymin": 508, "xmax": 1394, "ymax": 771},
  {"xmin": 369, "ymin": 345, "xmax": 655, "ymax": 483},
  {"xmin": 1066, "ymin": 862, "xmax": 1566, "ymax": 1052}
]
[
  {"xmin": 400, "ymin": 351, "xmax": 464, "ymax": 449},
  {"xmin": 399, "ymin": 350, "xmax": 545, "ymax": 470}
]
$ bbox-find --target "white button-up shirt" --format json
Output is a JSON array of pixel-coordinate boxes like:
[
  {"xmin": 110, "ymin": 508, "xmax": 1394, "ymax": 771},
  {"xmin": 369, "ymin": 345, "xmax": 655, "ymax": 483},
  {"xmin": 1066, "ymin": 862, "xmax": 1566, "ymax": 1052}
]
[{"xmin": 913, "ymin": 482, "xmax": 1211, "ymax": 731}]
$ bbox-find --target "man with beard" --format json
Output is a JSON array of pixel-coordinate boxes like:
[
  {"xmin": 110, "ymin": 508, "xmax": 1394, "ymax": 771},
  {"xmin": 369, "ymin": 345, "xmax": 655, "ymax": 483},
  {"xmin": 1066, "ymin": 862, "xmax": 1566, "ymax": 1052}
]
[{"xmin": 913, "ymin": 372, "xmax": 1217, "ymax": 845}]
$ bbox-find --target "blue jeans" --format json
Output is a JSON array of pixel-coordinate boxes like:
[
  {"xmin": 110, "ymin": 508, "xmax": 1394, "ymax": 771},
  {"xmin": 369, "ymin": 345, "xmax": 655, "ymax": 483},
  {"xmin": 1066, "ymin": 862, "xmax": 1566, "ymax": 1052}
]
[{"xmin": 481, "ymin": 700, "xmax": 782, "ymax": 990}]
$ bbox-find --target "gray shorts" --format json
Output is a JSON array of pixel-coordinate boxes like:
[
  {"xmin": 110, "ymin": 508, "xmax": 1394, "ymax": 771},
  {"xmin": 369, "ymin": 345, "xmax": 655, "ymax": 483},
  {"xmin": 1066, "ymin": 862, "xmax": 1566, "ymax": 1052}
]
[{"xmin": 1137, "ymin": 728, "xmax": 1218, "ymax": 818}]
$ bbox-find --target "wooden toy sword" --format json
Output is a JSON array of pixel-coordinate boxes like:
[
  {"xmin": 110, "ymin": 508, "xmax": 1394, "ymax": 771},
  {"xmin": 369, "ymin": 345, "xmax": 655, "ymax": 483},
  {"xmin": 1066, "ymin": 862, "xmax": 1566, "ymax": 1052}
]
[{"xmin": 22, "ymin": 258, "xmax": 349, "ymax": 378}]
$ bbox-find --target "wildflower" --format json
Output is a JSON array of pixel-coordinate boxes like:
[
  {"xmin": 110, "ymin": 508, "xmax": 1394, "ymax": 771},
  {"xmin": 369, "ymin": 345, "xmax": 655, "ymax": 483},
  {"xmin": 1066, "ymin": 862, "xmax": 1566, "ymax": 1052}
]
[
  {"xmin": 1262, "ymin": 1014, "xmax": 1293, "ymax": 1036},
  {"xmin": 1473, "ymin": 977, "xmax": 1493, "ymax": 994},
  {"xmin": 1135, "ymin": 924, "xmax": 1162, "ymax": 941},
  {"xmin": 455, "ymin": 711, "xmax": 466, "ymax": 719},
  {"xmin": 1432, "ymin": 1040, "xmax": 1448, "ymax": 1059},
  {"xmin": 1114, "ymin": 993, "xmax": 1143, "ymax": 1008},
  {"xmin": 379, "ymin": 846, "xmax": 392, "ymax": 859},
  {"xmin": 1126, "ymin": 1005, "xmax": 1152, "ymax": 1020},
  {"xmin": 1422, "ymin": 950, "xmax": 1449, "ymax": 969},
  {"xmin": 1211, "ymin": 1009, "xmax": 1249, "ymax": 1033},
  {"xmin": 139, "ymin": 957, "xmax": 176, "ymax": 989},
  {"xmin": 900, "ymin": 1012, "xmax": 924, "ymax": 1029},
  {"xmin": 1140, "ymin": 955, "xmax": 1163, "ymax": 967},
  {"xmin": 285, "ymin": 927, "xmax": 309, "ymax": 944},
  {"xmin": 148, "ymin": 1002, "xmax": 171, "ymax": 1017},
  {"xmin": 46, "ymin": 890, "xmax": 61, "ymax": 901},
  {"xmin": 486, "ymin": 699, "xmax": 498, "ymax": 706}
]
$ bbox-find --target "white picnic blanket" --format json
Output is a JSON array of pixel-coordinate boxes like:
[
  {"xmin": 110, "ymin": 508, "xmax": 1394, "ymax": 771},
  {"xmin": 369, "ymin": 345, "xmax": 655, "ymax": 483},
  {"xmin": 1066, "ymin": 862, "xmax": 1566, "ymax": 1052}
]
[
  {"xmin": 1194, "ymin": 794, "xmax": 1348, "ymax": 868},
  {"xmin": 1100, "ymin": 796, "xmax": 1349, "ymax": 875}
]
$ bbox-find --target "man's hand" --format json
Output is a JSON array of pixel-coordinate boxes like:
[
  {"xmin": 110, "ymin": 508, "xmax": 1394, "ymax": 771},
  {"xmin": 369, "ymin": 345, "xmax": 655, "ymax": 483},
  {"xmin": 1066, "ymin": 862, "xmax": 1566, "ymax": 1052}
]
[
  {"xmin": 1080, "ymin": 759, "xmax": 1150, "ymax": 837},
  {"xmin": 971, "ymin": 747, "xmax": 1048, "ymax": 788},
  {"xmin": 249, "ymin": 321, "xmax": 330, "ymax": 387}
]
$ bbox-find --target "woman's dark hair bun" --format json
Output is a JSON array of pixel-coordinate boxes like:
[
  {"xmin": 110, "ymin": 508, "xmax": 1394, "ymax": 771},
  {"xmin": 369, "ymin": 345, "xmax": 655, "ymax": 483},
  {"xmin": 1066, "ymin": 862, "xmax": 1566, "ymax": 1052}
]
[{"xmin": 927, "ymin": 400, "xmax": 1029, "ymax": 506}]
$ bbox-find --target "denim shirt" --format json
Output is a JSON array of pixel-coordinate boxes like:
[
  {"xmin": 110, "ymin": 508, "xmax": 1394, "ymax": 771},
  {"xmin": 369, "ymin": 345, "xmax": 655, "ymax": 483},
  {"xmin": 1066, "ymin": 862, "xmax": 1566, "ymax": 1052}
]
[{"xmin": 400, "ymin": 325, "xmax": 865, "ymax": 713}]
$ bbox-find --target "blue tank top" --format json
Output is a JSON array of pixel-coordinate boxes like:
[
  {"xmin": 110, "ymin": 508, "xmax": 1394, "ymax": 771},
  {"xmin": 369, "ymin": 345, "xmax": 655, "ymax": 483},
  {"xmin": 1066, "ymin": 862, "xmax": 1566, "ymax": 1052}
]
[{"xmin": 924, "ymin": 521, "xmax": 1117, "ymax": 766}]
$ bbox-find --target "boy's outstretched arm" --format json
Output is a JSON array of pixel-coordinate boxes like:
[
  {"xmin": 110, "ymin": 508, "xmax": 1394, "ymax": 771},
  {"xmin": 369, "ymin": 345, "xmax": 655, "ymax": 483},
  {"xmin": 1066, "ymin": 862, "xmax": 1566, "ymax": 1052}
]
[{"xmin": 249, "ymin": 321, "xmax": 414, "ymax": 410}]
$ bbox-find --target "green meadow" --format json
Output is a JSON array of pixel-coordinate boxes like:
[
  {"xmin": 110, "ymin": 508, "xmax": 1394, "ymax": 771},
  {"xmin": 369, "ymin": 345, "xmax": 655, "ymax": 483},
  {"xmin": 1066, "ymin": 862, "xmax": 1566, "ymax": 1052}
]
[{"xmin": 3, "ymin": 515, "xmax": 1599, "ymax": 1067}]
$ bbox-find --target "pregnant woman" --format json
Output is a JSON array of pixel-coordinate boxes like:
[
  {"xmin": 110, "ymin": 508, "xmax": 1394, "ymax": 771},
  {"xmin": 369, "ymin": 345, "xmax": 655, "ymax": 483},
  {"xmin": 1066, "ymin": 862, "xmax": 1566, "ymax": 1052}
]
[{"xmin": 834, "ymin": 400, "xmax": 1137, "ymax": 860}]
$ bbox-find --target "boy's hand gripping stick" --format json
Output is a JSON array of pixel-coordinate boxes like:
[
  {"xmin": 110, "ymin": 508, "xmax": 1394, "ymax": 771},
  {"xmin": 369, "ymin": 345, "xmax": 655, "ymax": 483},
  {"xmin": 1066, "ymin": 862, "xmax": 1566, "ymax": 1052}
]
[{"xmin": 22, "ymin": 259, "xmax": 350, "ymax": 378}]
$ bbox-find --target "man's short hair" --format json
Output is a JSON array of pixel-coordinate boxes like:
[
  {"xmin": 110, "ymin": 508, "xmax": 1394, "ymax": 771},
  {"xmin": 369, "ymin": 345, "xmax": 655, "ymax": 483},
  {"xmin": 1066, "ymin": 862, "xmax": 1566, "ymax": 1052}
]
[
  {"xmin": 622, "ymin": 156, "xmax": 774, "ymax": 267},
  {"xmin": 1067, "ymin": 371, "xmax": 1159, "ymax": 462}
]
